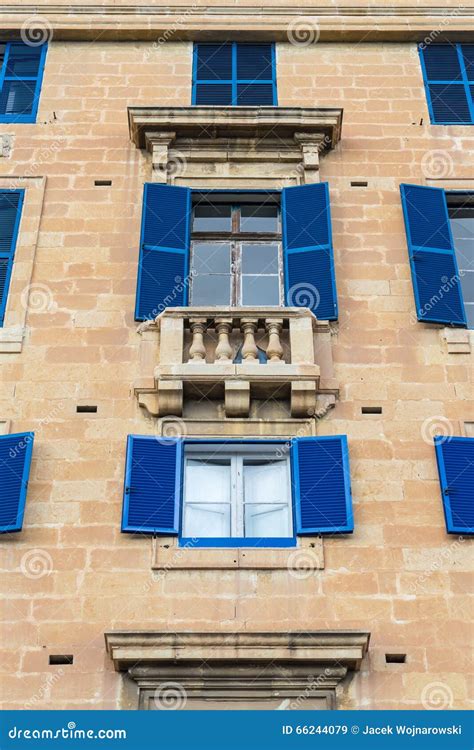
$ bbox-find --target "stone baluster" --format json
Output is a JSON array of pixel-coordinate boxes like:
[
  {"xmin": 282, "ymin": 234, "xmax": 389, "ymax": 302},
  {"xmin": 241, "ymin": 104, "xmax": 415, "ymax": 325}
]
[
  {"xmin": 214, "ymin": 318, "xmax": 233, "ymax": 362},
  {"xmin": 265, "ymin": 318, "xmax": 284, "ymax": 362},
  {"xmin": 188, "ymin": 318, "xmax": 207, "ymax": 363},
  {"xmin": 240, "ymin": 318, "xmax": 258, "ymax": 362}
]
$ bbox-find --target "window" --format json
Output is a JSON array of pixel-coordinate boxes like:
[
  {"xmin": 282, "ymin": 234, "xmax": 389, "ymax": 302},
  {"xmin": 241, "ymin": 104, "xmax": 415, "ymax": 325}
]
[
  {"xmin": 121, "ymin": 435, "xmax": 354, "ymax": 544},
  {"xmin": 0, "ymin": 190, "xmax": 24, "ymax": 326},
  {"xmin": 135, "ymin": 183, "xmax": 338, "ymax": 321},
  {"xmin": 0, "ymin": 42, "xmax": 47, "ymax": 123},
  {"xmin": 400, "ymin": 184, "xmax": 467, "ymax": 326},
  {"xmin": 192, "ymin": 43, "xmax": 277, "ymax": 105},
  {"xmin": 0, "ymin": 432, "xmax": 34, "ymax": 533},
  {"xmin": 435, "ymin": 436, "xmax": 474, "ymax": 535},
  {"xmin": 419, "ymin": 43, "xmax": 474, "ymax": 124},
  {"xmin": 190, "ymin": 199, "xmax": 282, "ymax": 306},
  {"xmin": 447, "ymin": 193, "xmax": 474, "ymax": 329},
  {"xmin": 182, "ymin": 443, "xmax": 293, "ymax": 540}
]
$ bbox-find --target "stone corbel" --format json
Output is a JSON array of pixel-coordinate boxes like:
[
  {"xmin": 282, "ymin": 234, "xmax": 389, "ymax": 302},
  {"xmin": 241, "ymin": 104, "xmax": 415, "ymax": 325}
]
[
  {"xmin": 145, "ymin": 131, "xmax": 176, "ymax": 183},
  {"xmin": 294, "ymin": 132, "xmax": 326, "ymax": 184}
]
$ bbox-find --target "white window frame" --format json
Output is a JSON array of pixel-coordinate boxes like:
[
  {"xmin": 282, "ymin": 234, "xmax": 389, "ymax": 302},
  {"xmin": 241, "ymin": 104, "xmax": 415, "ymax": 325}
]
[{"xmin": 182, "ymin": 443, "xmax": 293, "ymax": 539}]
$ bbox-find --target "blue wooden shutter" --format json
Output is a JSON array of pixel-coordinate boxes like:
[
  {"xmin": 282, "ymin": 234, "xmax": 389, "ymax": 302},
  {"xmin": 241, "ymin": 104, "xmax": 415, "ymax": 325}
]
[
  {"xmin": 236, "ymin": 43, "xmax": 276, "ymax": 105},
  {"xmin": 400, "ymin": 184, "xmax": 466, "ymax": 326},
  {"xmin": 282, "ymin": 183, "xmax": 338, "ymax": 320},
  {"xmin": 292, "ymin": 435, "xmax": 353, "ymax": 534},
  {"xmin": 0, "ymin": 43, "xmax": 47, "ymax": 123},
  {"xmin": 418, "ymin": 44, "xmax": 474, "ymax": 125},
  {"xmin": 193, "ymin": 43, "xmax": 233, "ymax": 105},
  {"xmin": 135, "ymin": 183, "xmax": 191, "ymax": 321},
  {"xmin": 121, "ymin": 435, "xmax": 182, "ymax": 534},
  {"xmin": 435, "ymin": 436, "xmax": 474, "ymax": 535},
  {"xmin": 0, "ymin": 432, "xmax": 34, "ymax": 534},
  {"xmin": 0, "ymin": 190, "xmax": 24, "ymax": 326}
]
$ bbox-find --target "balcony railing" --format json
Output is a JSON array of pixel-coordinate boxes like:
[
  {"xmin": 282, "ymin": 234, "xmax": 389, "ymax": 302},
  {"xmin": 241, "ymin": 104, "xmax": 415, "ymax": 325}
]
[{"xmin": 135, "ymin": 307, "xmax": 338, "ymax": 419}]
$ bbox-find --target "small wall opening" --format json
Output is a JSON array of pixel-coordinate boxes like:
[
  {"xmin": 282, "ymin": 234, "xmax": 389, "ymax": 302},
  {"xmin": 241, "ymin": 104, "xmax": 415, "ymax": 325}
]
[
  {"xmin": 385, "ymin": 654, "xmax": 406, "ymax": 664},
  {"xmin": 49, "ymin": 655, "xmax": 74, "ymax": 665},
  {"xmin": 361, "ymin": 406, "xmax": 382, "ymax": 415},
  {"xmin": 76, "ymin": 405, "xmax": 98, "ymax": 413}
]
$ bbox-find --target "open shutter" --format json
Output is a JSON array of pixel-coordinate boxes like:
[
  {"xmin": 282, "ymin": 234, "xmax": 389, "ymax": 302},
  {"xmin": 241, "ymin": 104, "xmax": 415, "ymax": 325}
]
[
  {"xmin": 135, "ymin": 183, "xmax": 191, "ymax": 321},
  {"xmin": 0, "ymin": 43, "xmax": 47, "ymax": 122},
  {"xmin": 282, "ymin": 183, "xmax": 338, "ymax": 320},
  {"xmin": 0, "ymin": 432, "xmax": 34, "ymax": 533},
  {"xmin": 292, "ymin": 435, "xmax": 353, "ymax": 534},
  {"xmin": 435, "ymin": 436, "xmax": 474, "ymax": 535},
  {"xmin": 400, "ymin": 184, "xmax": 467, "ymax": 326},
  {"xmin": 121, "ymin": 435, "xmax": 182, "ymax": 534},
  {"xmin": 0, "ymin": 190, "xmax": 23, "ymax": 325}
]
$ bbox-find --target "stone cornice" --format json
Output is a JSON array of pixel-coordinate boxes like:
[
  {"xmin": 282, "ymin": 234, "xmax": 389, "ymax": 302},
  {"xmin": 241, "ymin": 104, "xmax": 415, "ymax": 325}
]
[
  {"xmin": 1, "ymin": 6, "xmax": 473, "ymax": 42},
  {"xmin": 105, "ymin": 630, "xmax": 371, "ymax": 672}
]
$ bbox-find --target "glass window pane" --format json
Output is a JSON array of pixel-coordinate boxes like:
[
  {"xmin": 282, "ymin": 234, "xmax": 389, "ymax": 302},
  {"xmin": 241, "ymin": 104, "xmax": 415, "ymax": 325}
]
[
  {"xmin": 192, "ymin": 242, "xmax": 231, "ymax": 273},
  {"xmin": 241, "ymin": 243, "xmax": 279, "ymax": 273},
  {"xmin": 242, "ymin": 275, "xmax": 280, "ymax": 306},
  {"xmin": 450, "ymin": 217, "xmax": 474, "ymax": 240},
  {"xmin": 185, "ymin": 460, "xmax": 231, "ymax": 503},
  {"xmin": 465, "ymin": 304, "xmax": 474, "ymax": 329},
  {"xmin": 184, "ymin": 504, "xmax": 231, "ymax": 537},
  {"xmin": 240, "ymin": 205, "xmax": 279, "ymax": 233},
  {"xmin": 193, "ymin": 205, "xmax": 232, "ymax": 232},
  {"xmin": 0, "ymin": 80, "xmax": 34, "ymax": 116},
  {"xmin": 244, "ymin": 504, "xmax": 290, "ymax": 537},
  {"xmin": 191, "ymin": 274, "xmax": 231, "ymax": 305},
  {"xmin": 460, "ymin": 270, "xmax": 474, "ymax": 304},
  {"xmin": 244, "ymin": 461, "xmax": 289, "ymax": 504}
]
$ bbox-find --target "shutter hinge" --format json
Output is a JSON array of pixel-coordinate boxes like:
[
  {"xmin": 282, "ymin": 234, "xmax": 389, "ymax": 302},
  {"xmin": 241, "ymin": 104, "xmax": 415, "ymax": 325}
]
[
  {"xmin": 125, "ymin": 486, "xmax": 131, "ymax": 495},
  {"xmin": 444, "ymin": 487, "xmax": 450, "ymax": 495}
]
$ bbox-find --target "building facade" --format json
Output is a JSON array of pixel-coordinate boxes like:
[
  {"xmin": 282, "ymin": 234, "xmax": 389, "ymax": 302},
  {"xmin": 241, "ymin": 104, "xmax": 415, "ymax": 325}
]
[{"xmin": 0, "ymin": 1, "xmax": 473, "ymax": 711}]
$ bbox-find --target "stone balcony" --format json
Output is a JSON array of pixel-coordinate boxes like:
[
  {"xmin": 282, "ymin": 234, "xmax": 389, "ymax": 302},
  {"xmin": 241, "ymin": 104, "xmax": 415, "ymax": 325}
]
[{"xmin": 135, "ymin": 307, "xmax": 339, "ymax": 420}]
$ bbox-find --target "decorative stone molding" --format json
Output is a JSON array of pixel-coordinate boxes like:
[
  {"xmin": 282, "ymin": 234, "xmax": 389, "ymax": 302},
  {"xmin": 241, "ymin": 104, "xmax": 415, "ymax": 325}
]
[
  {"xmin": 442, "ymin": 327, "xmax": 472, "ymax": 355},
  {"xmin": 105, "ymin": 631, "xmax": 370, "ymax": 709},
  {"xmin": 3, "ymin": 6, "xmax": 473, "ymax": 42},
  {"xmin": 129, "ymin": 107, "xmax": 342, "ymax": 186},
  {"xmin": 0, "ymin": 420, "xmax": 11, "ymax": 436},
  {"xmin": 0, "ymin": 177, "xmax": 46, "ymax": 354},
  {"xmin": 160, "ymin": 417, "xmax": 315, "ymax": 438},
  {"xmin": 134, "ymin": 307, "xmax": 339, "ymax": 419}
]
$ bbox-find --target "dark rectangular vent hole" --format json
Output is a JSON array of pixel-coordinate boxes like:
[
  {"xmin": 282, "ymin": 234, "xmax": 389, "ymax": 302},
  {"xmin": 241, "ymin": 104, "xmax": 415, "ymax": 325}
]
[
  {"xmin": 49, "ymin": 655, "xmax": 73, "ymax": 665},
  {"xmin": 76, "ymin": 405, "xmax": 97, "ymax": 413},
  {"xmin": 385, "ymin": 653, "xmax": 406, "ymax": 664},
  {"xmin": 351, "ymin": 181, "xmax": 368, "ymax": 187},
  {"xmin": 361, "ymin": 406, "xmax": 382, "ymax": 414},
  {"xmin": 94, "ymin": 180, "xmax": 112, "ymax": 186}
]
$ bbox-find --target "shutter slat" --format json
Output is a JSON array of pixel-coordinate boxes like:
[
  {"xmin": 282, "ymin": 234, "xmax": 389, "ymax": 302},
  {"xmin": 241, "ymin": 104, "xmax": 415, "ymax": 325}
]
[
  {"xmin": 282, "ymin": 183, "xmax": 338, "ymax": 320},
  {"xmin": 135, "ymin": 183, "xmax": 191, "ymax": 321},
  {"xmin": 400, "ymin": 184, "xmax": 467, "ymax": 326},
  {"xmin": 121, "ymin": 436, "xmax": 181, "ymax": 534},
  {"xmin": 0, "ymin": 432, "xmax": 34, "ymax": 533},
  {"xmin": 292, "ymin": 436, "xmax": 353, "ymax": 534},
  {"xmin": 435, "ymin": 436, "xmax": 474, "ymax": 535}
]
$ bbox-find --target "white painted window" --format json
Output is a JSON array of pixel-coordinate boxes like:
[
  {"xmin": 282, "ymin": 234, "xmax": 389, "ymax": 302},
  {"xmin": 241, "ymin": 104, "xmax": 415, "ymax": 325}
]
[{"xmin": 182, "ymin": 443, "xmax": 292, "ymax": 538}]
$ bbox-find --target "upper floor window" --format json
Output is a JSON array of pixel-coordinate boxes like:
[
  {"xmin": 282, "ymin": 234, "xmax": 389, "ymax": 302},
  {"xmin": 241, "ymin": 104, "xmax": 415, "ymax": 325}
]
[
  {"xmin": 190, "ymin": 198, "xmax": 282, "ymax": 306},
  {"xmin": 192, "ymin": 42, "xmax": 277, "ymax": 105},
  {"xmin": 0, "ymin": 190, "xmax": 24, "ymax": 326},
  {"xmin": 0, "ymin": 42, "xmax": 47, "ymax": 123},
  {"xmin": 419, "ymin": 43, "xmax": 474, "ymax": 124},
  {"xmin": 448, "ymin": 194, "xmax": 474, "ymax": 328}
]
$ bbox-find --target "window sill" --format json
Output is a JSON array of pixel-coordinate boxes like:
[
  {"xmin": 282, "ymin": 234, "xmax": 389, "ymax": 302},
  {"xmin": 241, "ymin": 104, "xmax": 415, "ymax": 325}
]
[
  {"xmin": 0, "ymin": 325, "xmax": 25, "ymax": 353},
  {"xmin": 152, "ymin": 536, "xmax": 323, "ymax": 570},
  {"xmin": 179, "ymin": 537, "xmax": 296, "ymax": 548}
]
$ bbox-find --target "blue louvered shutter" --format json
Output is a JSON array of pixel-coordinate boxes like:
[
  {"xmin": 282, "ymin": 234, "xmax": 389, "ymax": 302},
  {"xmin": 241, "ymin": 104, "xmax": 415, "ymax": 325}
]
[
  {"xmin": 194, "ymin": 43, "xmax": 233, "ymax": 105},
  {"xmin": 236, "ymin": 44, "xmax": 276, "ymax": 105},
  {"xmin": 292, "ymin": 435, "xmax": 353, "ymax": 534},
  {"xmin": 282, "ymin": 183, "xmax": 338, "ymax": 320},
  {"xmin": 400, "ymin": 184, "xmax": 466, "ymax": 326},
  {"xmin": 135, "ymin": 183, "xmax": 191, "ymax": 321},
  {"xmin": 121, "ymin": 435, "xmax": 182, "ymax": 534},
  {"xmin": 0, "ymin": 432, "xmax": 34, "ymax": 534},
  {"xmin": 0, "ymin": 190, "xmax": 24, "ymax": 326},
  {"xmin": 435, "ymin": 436, "xmax": 474, "ymax": 535},
  {"xmin": 0, "ymin": 43, "xmax": 47, "ymax": 123},
  {"xmin": 419, "ymin": 44, "xmax": 474, "ymax": 125}
]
